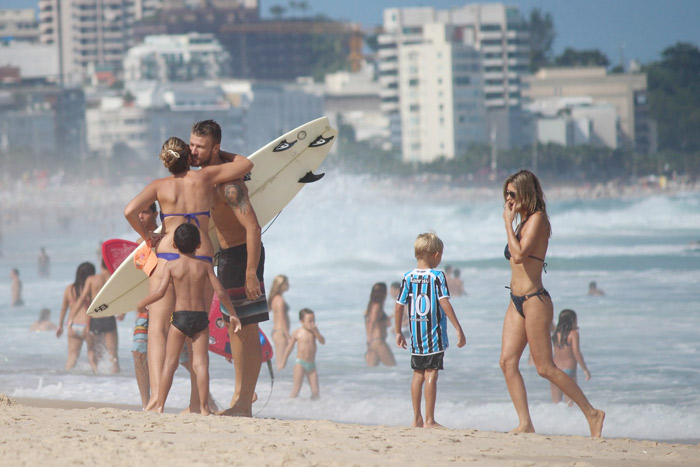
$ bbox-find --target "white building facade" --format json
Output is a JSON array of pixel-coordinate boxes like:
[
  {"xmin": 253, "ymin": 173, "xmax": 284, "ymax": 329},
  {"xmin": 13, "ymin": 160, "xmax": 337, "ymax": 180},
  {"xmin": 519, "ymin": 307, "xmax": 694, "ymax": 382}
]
[
  {"xmin": 398, "ymin": 24, "xmax": 485, "ymax": 162},
  {"xmin": 39, "ymin": 0, "xmax": 137, "ymax": 85},
  {"xmin": 378, "ymin": 3, "xmax": 530, "ymax": 159},
  {"xmin": 123, "ymin": 33, "xmax": 230, "ymax": 82}
]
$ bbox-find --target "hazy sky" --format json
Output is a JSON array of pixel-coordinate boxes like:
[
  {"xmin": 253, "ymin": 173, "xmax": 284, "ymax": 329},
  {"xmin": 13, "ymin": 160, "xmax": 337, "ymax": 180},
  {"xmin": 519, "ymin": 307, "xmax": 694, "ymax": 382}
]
[{"xmin": 4, "ymin": 0, "xmax": 699, "ymax": 65}]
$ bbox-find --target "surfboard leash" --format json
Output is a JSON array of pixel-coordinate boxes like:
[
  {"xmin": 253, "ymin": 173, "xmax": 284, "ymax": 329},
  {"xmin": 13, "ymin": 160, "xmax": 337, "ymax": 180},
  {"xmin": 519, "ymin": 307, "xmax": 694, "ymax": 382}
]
[
  {"xmin": 253, "ymin": 360, "xmax": 275, "ymax": 417},
  {"xmin": 261, "ymin": 212, "xmax": 282, "ymax": 236}
]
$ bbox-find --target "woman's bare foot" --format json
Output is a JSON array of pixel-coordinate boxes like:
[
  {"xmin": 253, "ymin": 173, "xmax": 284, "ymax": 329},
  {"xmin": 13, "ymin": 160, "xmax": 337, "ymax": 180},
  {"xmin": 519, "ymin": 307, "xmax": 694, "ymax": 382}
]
[
  {"xmin": 509, "ymin": 423, "xmax": 535, "ymax": 434},
  {"xmin": 423, "ymin": 421, "xmax": 443, "ymax": 428},
  {"xmin": 412, "ymin": 416, "xmax": 424, "ymax": 428},
  {"xmin": 587, "ymin": 409, "xmax": 605, "ymax": 438},
  {"xmin": 200, "ymin": 407, "xmax": 211, "ymax": 416}
]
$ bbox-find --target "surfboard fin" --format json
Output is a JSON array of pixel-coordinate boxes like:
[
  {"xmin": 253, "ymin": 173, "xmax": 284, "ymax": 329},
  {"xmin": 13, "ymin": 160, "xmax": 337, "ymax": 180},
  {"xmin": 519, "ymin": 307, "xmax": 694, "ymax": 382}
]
[{"xmin": 298, "ymin": 171, "xmax": 325, "ymax": 183}]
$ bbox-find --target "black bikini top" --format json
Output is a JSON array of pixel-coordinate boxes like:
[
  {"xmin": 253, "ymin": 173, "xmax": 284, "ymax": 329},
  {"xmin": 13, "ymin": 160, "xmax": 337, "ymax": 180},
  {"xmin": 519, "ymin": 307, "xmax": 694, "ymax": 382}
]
[{"xmin": 504, "ymin": 218, "xmax": 548, "ymax": 272}]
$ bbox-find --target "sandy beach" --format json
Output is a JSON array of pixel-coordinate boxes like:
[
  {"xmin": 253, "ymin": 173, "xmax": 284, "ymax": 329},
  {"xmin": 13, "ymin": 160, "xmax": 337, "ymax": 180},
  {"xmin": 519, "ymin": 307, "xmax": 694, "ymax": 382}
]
[{"xmin": 1, "ymin": 396, "xmax": 697, "ymax": 466}]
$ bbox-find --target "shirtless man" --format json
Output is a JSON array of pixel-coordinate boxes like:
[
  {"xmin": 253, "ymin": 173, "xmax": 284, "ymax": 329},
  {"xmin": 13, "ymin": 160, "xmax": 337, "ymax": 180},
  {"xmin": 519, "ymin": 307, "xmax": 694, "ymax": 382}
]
[
  {"xmin": 189, "ymin": 120, "xmax": 267, "ymax": 417},
  {"xmin": 78, "ymin": 260, "xmax": 119, "ymax": 374}
]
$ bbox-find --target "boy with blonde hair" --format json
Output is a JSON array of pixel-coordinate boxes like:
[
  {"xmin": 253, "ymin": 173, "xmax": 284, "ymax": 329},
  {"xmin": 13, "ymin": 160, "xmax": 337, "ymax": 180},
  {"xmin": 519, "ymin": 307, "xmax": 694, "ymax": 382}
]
[{"xmin": 395, "ymin": 232, "xmax": 466, "ymax": 428}]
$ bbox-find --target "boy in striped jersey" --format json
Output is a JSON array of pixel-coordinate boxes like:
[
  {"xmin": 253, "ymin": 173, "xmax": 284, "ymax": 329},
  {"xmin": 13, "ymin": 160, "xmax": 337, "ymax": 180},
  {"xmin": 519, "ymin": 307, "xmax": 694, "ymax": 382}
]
[{"xmin": 395, "ymin": 232, "xmax": 466, "ymax": 428}]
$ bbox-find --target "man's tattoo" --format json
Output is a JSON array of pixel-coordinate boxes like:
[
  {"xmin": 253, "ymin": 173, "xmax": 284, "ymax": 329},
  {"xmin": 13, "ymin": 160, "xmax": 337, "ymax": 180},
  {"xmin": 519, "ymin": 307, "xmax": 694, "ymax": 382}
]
[{"xmin": 224, "ymin": 181, "xmax": 249, "ymax": 213}]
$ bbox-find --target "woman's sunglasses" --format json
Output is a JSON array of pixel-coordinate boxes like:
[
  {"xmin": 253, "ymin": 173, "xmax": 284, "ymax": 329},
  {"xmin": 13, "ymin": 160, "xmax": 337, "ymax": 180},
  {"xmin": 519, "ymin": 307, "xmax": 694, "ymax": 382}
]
[{"xmin": 506, "ymin": 190, "xmax": 517, "ymax": 199}]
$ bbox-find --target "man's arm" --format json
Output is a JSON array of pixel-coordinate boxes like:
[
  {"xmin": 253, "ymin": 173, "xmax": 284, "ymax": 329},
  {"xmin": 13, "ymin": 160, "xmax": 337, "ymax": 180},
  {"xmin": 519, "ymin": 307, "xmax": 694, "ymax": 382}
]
[{"xmin": 222, "ymin": 179, "xmax": 263, "ymax": 300}]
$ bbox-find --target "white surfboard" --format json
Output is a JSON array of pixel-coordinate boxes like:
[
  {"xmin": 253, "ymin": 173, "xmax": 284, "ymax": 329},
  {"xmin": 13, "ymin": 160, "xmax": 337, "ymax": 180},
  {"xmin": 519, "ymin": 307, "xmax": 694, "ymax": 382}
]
[{"xmin": 87, "ymin": 116, "xmax": 336, "ymax": 317}]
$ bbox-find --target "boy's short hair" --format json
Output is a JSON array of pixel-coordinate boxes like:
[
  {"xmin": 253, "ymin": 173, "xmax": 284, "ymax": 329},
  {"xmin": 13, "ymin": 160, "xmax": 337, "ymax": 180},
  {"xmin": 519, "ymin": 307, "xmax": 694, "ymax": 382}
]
[
  {"xmin": 414, "ymin": 232, "xmax": 444, "ymax": 260},
  {"xmin": 299, "ymin": 308, "xmax": 314, "ymax": 321},
  {"xmin": 174, "ymin": 223, "xmax": 200, "ymax": 254}
]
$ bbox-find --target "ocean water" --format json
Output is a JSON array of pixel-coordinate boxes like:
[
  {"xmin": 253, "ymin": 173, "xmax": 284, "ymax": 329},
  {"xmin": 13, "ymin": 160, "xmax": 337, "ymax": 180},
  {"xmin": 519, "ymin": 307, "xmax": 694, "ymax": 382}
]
[{"xmin": 1, "ymin": 172, "xmax": 699, "ymax": 442}]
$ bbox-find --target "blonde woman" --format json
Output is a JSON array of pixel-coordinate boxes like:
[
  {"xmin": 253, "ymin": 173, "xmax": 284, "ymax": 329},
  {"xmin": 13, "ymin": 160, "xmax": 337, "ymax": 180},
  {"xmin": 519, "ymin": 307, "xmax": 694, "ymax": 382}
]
[
  {"xmin": 124, "ymin": 136, "xmax": 252, "ymax": 410},
  {"xmin": 268, "ymin": 274, "xmax": 290, "ymax": 367},
  {"xmin": 500, "ymin": 169, "xmax": 604, "ymax": 437}
]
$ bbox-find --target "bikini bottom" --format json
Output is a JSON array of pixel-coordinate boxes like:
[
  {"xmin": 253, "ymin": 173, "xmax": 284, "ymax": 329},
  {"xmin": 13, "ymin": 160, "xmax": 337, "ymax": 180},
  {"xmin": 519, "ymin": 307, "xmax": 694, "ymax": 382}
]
[{"xmin": 508, "ymin": 287, "xmax": 550, "ymax": 318}]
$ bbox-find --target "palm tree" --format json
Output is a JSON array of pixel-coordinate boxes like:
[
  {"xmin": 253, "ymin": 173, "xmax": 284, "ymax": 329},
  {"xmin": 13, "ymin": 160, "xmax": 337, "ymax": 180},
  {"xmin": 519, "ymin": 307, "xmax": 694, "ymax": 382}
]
[{"xmin": 269, "ymin": 4, "xmax": 286, "ymax": 19}]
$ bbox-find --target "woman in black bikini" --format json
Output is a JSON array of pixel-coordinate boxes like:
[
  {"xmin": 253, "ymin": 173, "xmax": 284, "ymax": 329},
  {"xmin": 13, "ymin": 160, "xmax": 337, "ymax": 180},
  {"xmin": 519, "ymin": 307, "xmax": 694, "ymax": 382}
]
[
  {"xmin": 124, "ymin": 136, "xmax": 252, "ymax": 410},
  {"xmin": 500, "ymin": 169, "xmax": 605, "ymax": 437}
]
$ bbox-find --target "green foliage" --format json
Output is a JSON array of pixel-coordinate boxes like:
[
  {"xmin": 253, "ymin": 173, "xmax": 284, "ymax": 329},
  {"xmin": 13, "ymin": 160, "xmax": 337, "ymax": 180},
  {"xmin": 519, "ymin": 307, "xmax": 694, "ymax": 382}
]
[
  {"xmin": 526, "ymin": 8, "xmax": 556, "ymax": 73},
  {"xmin": 269, "ymin": 5, "xmax": 286, "ymax": 18},
  {"xmin": 310, "ymin": 30, "xmax": 351, "ymax": 82},
  {"xmin": 332, "ymin": 137, "xmax": 697, "ymax": 182},
  {"xmin": 554, "ymin": 47, "xmax": 610, "ymax": 67},
  {"xmin": 646, "ymin": 42, "xmax": 700, "ymax": 155}
]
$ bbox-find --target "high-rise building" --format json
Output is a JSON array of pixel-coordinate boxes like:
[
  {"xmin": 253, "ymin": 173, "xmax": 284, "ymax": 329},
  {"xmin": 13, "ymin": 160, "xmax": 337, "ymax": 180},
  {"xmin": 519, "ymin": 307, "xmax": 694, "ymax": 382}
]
[
  {"xmin": 397, "ymin": 23, "xmax": 486, "ymax": 162},
  {"xmin": 378, "ymin": 3, "xmax": 531, "ymax": 156},
  {"xmin": 0, "ymin": 9, "xmax": 40, "ymax": 43},
  {"xmin": 39, "ymin": 0, "xmax": 136, "ymax": 85}
]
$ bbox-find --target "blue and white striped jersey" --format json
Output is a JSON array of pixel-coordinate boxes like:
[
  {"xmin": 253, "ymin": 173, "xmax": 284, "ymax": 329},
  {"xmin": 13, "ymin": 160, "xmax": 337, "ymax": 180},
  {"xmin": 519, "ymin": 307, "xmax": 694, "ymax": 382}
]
[{"xmin": 396, "ymin": 268, "xmax": 451, "ymax": 355}]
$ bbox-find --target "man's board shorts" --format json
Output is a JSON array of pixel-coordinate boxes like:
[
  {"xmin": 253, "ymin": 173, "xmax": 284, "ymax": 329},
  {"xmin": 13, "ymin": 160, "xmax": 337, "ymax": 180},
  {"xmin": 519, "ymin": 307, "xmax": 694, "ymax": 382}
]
[
  {"xmin": 90, "ymin": 316, "xmax": 117, "ymax": 335},
  {"xmin": 132, "ymin": 311, "xmax": 148, "ymax": 353},
  {"xmin": 216, "ymin": 243, "xmax": 269, "ymax": 326}
]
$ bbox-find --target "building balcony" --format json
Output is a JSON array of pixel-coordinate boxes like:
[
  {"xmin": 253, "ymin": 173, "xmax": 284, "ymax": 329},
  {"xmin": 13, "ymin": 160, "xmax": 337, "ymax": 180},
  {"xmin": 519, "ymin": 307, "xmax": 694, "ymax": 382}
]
[
  {"xmin": 484, "ymin": 57, "xmax": 505, "ymax": 67},
  {"xmin": 479, "ymin": 30, "xmax": 504, "ymax": 40},
  {"xmin": 481, "ymin": 45, "xmax": 503, "ymax": 54},
  {"xmin": 484, "ymin": 84, "xmax": 505, "ymax": 94}
]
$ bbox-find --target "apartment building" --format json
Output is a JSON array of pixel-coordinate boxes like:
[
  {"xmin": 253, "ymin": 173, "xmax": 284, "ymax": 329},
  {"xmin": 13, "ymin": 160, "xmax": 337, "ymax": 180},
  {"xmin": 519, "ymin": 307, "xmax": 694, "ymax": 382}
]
[
  {"xmin": 398, "ymin": 24, "xmax": 486, "ymax": 162},
  {"xmin": 378, "ymin": 3, "xmax": 530, "ymax": 157},
  {"xmin": 522, "ymin": 67, "xmax": 656, "ymax": 153},
  {"xmin": 39, "ymin": 0, "xmax": 136, "ymax": 85},
  {"xmin": 0, "ymin": 9, "xmax": 40, "ymax": 43}
]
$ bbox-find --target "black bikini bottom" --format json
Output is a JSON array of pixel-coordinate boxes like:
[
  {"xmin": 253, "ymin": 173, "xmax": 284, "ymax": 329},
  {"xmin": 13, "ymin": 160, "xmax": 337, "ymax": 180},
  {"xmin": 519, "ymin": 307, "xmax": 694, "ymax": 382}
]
[{"xmin": 508, "ymin": 287, "xmax": 550, "ymax": 318}]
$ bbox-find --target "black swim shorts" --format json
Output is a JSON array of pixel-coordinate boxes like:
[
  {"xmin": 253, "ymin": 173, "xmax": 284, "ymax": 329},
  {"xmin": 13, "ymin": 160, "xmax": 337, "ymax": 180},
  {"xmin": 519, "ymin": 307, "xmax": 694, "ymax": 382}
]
[
  {"xmin": 90, "ymin": 316, "xmax": 117, "ymax": 334},
  {"xmin": 411, "ymin": 352, "xmax": 444, "ymax": 371},
  {"xmin": 217, "ymin": 243, "xmax": 269, "ymax": 326}
]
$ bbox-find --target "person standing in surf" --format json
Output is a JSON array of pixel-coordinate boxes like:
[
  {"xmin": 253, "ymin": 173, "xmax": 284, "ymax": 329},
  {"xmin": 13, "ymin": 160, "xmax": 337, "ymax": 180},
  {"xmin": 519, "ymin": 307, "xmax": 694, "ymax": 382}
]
[
  {"xmin": 56, "ymin": 262, "xmax": 95, "ymax": 370},
  {"xmin": 268, "ymin": 274, "xmax": 291, "ymax": 369},
  {"xmin": 551, "ymin": 309, "xmax": 591, "ymax": 405},
  {"xmin": 499, "ymin": 169, "xmax": 604, "ymax": 437},
  {"xmin": 277, "ymin": 308, "xmax": 325, "ymax": 400},
  {"xmin": 77, "ymin": 259, "xmax": 119, "ymax": 374},
  {"xmin": 364, "ymin": 282, "xmax": 396, "ymax": 367},
  {"xmin": 124, "ymin": 136, "xmax": 252, "ymax": 410},
  {"xmin": 189, "ymin": 120, "xmax": 268, "ymax": 417}
]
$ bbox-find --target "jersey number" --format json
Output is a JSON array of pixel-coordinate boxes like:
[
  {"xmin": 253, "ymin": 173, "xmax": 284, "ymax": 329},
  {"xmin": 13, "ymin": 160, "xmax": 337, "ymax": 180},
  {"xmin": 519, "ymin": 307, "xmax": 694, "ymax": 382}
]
[{"xmin": 411, "ymin": 293, "xmax": 431, "ymax": 318}]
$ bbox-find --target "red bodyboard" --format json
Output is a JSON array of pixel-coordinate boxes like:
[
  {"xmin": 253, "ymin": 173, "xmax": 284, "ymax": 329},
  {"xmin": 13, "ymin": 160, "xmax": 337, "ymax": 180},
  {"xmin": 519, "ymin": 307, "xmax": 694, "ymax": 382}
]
[
  {"xmin": 208, "ymin": 294, "xmax": 273, "ymax": 362},
  {"xmin": 102, "ymin": 239, "xmax": 139, "ymax": 273}
]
